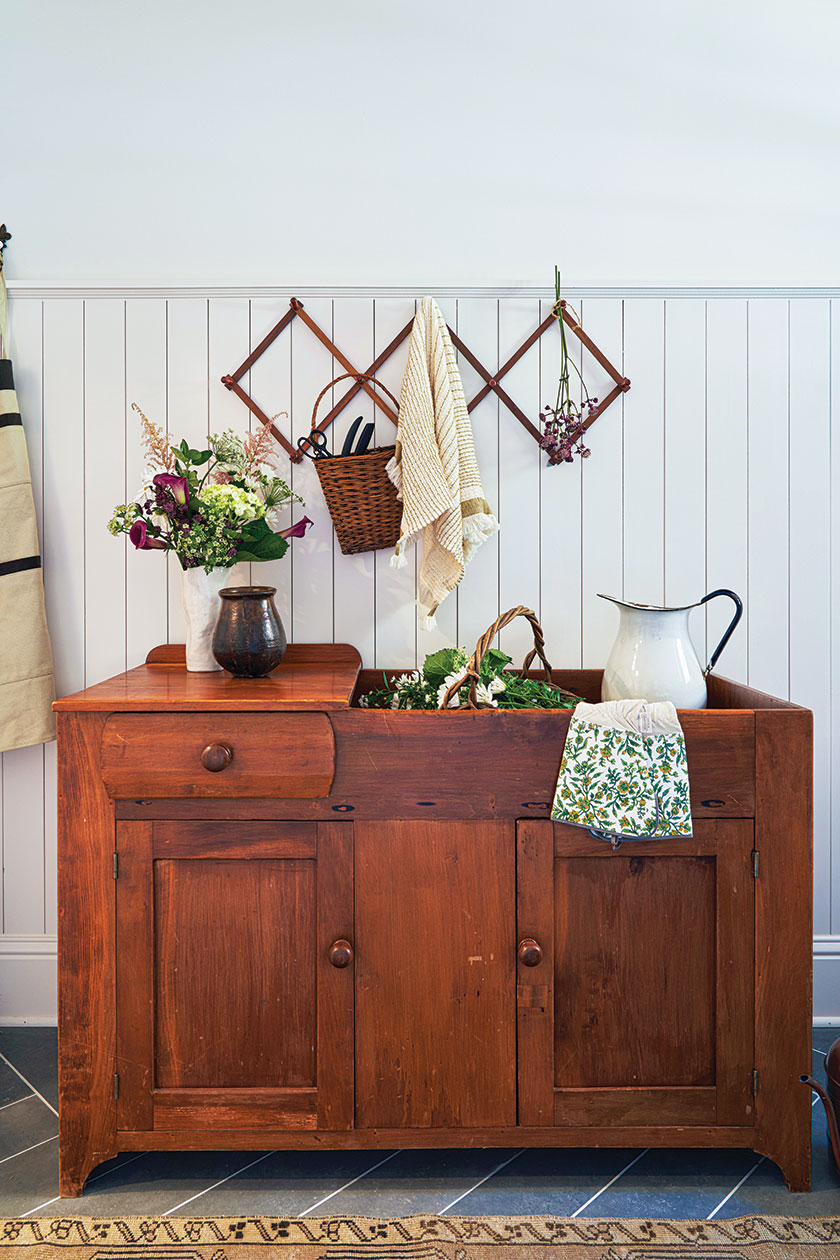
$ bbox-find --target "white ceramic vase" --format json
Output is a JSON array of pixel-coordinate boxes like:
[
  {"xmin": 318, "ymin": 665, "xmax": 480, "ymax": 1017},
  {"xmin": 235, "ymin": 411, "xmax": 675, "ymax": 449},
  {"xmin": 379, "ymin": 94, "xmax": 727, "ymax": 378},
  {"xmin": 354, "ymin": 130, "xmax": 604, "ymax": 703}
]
[{"xmin": 181, "ymin": 564, "xmax": 246, "ymax": 672}]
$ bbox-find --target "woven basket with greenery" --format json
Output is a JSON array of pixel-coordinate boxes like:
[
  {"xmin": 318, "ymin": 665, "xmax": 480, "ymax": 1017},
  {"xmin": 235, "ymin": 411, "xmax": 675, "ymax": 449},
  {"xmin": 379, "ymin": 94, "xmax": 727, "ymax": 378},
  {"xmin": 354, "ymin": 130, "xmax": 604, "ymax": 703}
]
[{"xmin": 361, "ymin": 606, "xmax": 582, "ymax": 710}]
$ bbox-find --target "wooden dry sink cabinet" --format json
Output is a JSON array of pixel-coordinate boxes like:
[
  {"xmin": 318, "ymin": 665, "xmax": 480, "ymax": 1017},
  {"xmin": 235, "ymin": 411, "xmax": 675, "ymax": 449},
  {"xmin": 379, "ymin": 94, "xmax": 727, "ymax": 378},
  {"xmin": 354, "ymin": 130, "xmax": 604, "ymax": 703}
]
[{"xmin": 54, "ymin": 644, "xmax": 813, "ymax": 1196}]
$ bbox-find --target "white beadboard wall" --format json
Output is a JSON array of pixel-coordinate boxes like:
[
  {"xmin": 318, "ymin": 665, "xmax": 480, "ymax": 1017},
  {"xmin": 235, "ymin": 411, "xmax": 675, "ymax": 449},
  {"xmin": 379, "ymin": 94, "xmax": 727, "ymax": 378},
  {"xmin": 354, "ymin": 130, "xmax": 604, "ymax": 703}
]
[{"xmin": 1, "ymin": 287, "xmax": 838, "ymax": 1023}]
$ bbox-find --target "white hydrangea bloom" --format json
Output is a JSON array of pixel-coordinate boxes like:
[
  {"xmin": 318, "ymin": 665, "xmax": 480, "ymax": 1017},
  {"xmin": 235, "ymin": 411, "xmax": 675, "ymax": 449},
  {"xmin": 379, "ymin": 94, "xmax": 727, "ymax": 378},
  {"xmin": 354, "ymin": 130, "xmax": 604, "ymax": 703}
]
[{"xmin": 198, "ymin": 483, "xmax": 265, "ymax": 522}]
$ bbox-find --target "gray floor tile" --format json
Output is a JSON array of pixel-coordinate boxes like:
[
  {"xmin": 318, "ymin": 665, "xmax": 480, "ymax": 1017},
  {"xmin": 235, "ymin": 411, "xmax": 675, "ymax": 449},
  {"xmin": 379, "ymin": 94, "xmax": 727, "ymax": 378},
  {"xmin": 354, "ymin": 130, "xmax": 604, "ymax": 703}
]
[
  {"xmin": 451, "ymin": 1147, "xmax": 644, "ymax": 1217},
  {"xmin": 813, "ymin": 1028, "xmax": 838, "ymax": 1057},
  {"xmin": 719, "ymin": 1102, "xmax": 840, "ymax": 1218},
  {"xmin": 0, "ymin": 1133, "xmax": 59, "ymax": 1217},
  {"xmin": 0, "ymin": 1029, "xmax": 58, "ymax": 1112},
  {"xmin": 0, "ymin": 1059, "xmax": 32, "ymax": 1110},
  {"xmin": 309, "ymin": 1148, "xmax": 511, "ymax": 1218},
  {"xmin": 575, "ymin": 1147, "xmax": 762, "ymax": 1219},
  {"xmin": 0, "ymin": 1095, "xmax": 57, "ymax": 1163},
  {"xmin": 178, "ymin": 1149, "xmax": 401, "ymax": 1217},
  {"xmin": 716, "ymin": 1158, "xmax": 840, "ymax": 1218},
  {"xmin": 28, "ymin": 1150, "xmax": 273, "ymax": 1217}
]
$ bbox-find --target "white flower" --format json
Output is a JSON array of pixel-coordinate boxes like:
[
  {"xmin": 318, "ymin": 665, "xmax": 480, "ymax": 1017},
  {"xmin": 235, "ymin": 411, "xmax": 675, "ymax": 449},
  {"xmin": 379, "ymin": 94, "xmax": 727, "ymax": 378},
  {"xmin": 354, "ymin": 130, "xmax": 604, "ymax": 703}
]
[
  {"xmin": 437, "ymin": 668, "xmax": 468, "ymax": 709},
  {"xmin": 358, "ymin": 694, "xmax": 369, "ymax": 707},
  {"xmin": 475, "ymin": 682, "xmax": 499, "ymax": 708},
  {"xmin": 394, "ymin": 671, "xmax": 421, "ymax": 690},
  {"xmin": 390, "ymin": 692, "xmax": 402, "ymax": 709},
  {"xmin": 488, "ymin": 676, "xmax": 506, "ymax": 694}
]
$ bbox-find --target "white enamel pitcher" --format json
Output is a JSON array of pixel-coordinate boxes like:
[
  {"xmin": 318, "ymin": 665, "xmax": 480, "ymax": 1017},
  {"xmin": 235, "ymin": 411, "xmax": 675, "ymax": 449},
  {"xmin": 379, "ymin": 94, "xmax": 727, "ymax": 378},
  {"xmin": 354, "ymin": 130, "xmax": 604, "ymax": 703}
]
[{"xmin": 599, "ymin": 590, "xmax": 743, "ymax": 709}]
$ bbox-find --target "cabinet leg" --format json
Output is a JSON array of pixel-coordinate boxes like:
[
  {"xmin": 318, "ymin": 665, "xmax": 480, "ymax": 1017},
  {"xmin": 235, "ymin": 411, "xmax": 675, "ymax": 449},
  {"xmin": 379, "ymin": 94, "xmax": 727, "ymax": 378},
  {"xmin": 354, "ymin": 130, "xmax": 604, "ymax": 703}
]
[
  {"xmin": 755, "ymin": 1140, "xmax": 811, "ymax": 1193},
  {"xmin": 59, "ymin": 1142, "xmax": 115, "ymax": 1199}
]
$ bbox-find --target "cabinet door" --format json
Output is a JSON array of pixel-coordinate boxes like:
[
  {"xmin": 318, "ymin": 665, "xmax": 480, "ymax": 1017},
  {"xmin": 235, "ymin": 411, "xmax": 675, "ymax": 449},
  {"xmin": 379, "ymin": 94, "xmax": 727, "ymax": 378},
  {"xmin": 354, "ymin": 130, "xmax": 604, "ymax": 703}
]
[
  {"xmin": 516, "ymin": 819, "xmax": 754, "ymax": 1128},
  {"xmin": 116, "ymin": 821, "xmax": 353, "ymax": 1132},
  {"xmin": 355, "ymin": 820, "xmax": 516, "ymax": 1128}
]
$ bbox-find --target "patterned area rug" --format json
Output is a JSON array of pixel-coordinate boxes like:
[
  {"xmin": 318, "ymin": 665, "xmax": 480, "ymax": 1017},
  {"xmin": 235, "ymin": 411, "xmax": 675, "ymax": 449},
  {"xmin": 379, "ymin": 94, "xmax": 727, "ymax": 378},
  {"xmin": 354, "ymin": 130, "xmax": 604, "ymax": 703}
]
[{"xmin": 1, "ymin": 1217, "xmax": 839, "ymax": 1258}]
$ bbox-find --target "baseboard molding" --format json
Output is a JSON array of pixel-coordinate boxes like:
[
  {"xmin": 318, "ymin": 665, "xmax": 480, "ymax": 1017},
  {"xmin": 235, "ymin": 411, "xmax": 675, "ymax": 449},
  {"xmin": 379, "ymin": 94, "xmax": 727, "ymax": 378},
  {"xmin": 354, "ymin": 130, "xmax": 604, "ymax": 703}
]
[
  {"xmin": 814, "ymin": 935, "xmax": 840, "ymax": 1023},
  {"xmin": 0, "ymin": 936, "xmax": 57, "ymax": 1025},
  {"xmin": 2, "ymin": 936, "xmax": 839, "ymax": 1025}
]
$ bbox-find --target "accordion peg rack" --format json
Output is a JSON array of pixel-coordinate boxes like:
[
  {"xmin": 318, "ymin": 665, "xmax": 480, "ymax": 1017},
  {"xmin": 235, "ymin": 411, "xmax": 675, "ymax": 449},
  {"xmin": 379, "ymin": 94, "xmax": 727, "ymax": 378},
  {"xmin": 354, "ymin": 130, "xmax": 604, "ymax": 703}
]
[{"xmin": 221, "ymin": 296, "xmax": 629, "ymax": 464}]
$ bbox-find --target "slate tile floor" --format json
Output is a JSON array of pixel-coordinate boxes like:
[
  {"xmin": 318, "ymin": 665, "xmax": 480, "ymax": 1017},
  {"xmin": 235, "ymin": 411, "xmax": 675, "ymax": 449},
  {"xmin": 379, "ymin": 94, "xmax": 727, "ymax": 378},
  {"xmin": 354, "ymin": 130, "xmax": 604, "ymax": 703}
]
[{"xmin": 0, "ymin": 1028, "xmax": 837, "ymax": 1219}]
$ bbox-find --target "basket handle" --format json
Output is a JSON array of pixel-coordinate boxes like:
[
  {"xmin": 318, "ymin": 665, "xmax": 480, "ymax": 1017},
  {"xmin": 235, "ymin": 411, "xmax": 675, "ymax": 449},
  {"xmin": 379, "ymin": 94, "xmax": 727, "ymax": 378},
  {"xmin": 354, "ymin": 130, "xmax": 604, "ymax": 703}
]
[
  {"xmin": 310, "ymin": 373, "xmax": 400, "ymax": 439},
  {"xmin": 439, "ymin": 605, "xmax": 577, "ymax": 709}
]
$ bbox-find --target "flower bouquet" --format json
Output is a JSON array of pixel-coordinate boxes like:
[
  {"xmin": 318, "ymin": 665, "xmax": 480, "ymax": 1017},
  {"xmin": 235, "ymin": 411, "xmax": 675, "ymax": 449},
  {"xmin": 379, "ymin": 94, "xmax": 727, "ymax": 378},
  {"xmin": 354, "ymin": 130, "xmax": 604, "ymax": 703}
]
[{"xmin": 109, "ymin": 406, "xmax": 311, "ymax": 670}]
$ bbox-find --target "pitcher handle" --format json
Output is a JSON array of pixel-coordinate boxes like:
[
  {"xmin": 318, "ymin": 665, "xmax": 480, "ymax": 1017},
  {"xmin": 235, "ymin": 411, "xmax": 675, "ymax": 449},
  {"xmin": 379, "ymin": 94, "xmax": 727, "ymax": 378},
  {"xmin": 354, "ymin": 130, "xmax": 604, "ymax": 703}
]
[{"xmin": 699, "ymin": 589, "xmax": 744, "ymax": 676}]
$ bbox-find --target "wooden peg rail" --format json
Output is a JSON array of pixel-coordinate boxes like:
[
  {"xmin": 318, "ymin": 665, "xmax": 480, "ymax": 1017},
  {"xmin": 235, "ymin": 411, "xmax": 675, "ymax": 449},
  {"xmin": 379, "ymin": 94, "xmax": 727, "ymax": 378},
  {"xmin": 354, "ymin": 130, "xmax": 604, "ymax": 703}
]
[{"xmin": 222, "ymin": 297, "xmax": 629, "ymax": 464}]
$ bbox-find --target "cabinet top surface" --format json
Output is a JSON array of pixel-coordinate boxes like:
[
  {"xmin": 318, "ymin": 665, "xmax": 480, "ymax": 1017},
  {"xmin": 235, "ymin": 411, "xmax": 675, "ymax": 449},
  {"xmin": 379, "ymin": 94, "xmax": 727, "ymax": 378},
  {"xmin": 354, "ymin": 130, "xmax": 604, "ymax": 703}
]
[
  {"xmin": 53, "ymin": 643, "xmax": 809, "ymax": 716},
  {"xmin": 53, "ymin": 643, "xmax": 362, "ymax": 712}
]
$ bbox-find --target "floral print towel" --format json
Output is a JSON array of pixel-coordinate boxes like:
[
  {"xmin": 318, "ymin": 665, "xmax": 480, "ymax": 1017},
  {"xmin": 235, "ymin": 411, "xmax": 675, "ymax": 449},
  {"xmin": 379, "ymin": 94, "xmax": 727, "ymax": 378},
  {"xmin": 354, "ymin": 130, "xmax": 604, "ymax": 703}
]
[{"xmin": 551, "ymin": 699, "xmax": 692, "ymax": 843}]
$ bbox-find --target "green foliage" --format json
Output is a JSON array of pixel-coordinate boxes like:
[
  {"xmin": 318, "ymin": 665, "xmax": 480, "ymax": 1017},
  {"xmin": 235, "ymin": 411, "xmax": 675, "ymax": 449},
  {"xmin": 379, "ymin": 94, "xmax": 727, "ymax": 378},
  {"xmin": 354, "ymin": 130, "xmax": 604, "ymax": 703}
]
[
  {"xmin": 480, "ymin": 648, "xmax": 512, "ymax": 680},
  {"xmin": 361, "ymin": 643, "xmax": 581, "ymax": 712},
  {"xmin": 422, "ymin": 647, "xmax": 467, "ymax": 690},
  {"xmin": 233, "ymin": 517, "xmax": 290, "ymax": 564}
]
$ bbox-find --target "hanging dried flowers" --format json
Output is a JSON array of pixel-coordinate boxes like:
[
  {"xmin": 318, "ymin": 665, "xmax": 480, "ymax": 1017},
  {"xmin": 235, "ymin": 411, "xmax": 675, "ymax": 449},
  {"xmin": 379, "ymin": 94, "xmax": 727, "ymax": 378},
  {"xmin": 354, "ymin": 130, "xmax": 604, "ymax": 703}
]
[{"xmin": 540, "ymin": 267, "xmax": 597, "ymax": 464}]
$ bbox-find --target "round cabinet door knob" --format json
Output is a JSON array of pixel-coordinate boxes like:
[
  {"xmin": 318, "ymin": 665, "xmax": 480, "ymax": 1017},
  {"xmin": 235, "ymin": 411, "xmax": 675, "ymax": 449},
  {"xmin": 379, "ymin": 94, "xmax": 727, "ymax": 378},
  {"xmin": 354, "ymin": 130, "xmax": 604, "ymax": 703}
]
[
  {"xmin": 518, "ymin": 938, "xmax": 543, "ymax": 967},
  {"xmin": 329, "ymin": 939, "xmax": 354, "ymax": 968},
  {"xmin": 201, "ymin": 742, "xmax": 233, "ymax": 772}
]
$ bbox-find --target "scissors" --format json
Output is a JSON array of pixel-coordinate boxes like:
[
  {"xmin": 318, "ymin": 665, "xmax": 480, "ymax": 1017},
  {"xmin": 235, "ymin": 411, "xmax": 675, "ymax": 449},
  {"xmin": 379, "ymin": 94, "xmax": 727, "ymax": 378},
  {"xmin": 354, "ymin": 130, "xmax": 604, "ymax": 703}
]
[{"xmin": 297, "ymin": 429, "xmax": 332, "ymax": 460}]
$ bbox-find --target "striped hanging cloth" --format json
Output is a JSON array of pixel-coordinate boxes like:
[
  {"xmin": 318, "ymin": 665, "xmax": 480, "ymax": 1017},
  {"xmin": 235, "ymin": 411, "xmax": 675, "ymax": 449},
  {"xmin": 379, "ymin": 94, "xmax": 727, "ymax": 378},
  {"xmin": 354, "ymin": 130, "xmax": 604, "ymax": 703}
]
[
  {"xmin": 0, "ymin": 264, "xmax": 56, "ymax": 751},
  {"xmin": 386, "ymin": 297, "xmax": 498, "ymax": 629}
]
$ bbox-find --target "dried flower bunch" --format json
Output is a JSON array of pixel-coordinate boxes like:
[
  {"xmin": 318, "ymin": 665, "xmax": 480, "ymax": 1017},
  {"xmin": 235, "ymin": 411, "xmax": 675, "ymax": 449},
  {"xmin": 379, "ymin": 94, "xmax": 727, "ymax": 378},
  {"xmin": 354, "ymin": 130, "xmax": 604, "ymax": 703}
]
[
  {"xmin": 540, "ymin": 266, "xmax": 597, "ymax": 464},
  {"xmin": 360, "ymin": 646, "xmax": 581, "ymax": 711},
  {"xmin": 108, "ymin": 406, "xmax": 312, "ymax": 572}
]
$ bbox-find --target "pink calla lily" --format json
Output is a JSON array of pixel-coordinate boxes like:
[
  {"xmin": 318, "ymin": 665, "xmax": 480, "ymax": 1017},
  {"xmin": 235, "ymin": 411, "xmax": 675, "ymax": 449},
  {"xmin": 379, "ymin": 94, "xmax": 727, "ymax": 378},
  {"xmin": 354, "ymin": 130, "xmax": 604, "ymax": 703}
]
[
  {"xmin": 152, "ymin": 473, "xmax": 189, "ymax": 505},
  {"xmin": 129, "ymin": 519, "xmax": 167, "ymax": 551},
  {"xmin": 279, "ymin": 515, "xmax": 313, "ymax": 540}
]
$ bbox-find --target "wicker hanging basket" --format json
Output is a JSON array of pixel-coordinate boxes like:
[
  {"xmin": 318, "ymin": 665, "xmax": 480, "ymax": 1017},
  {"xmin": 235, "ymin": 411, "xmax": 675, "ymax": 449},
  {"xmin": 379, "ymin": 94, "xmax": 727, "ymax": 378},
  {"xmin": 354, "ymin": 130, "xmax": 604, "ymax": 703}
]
[
  {"xmin": 438, "ymin": 605, "xmax": 580, "ymax": 709},
  {"xmin": 309, "ymin": 373, "xmax": 402, "ymax": 556}
]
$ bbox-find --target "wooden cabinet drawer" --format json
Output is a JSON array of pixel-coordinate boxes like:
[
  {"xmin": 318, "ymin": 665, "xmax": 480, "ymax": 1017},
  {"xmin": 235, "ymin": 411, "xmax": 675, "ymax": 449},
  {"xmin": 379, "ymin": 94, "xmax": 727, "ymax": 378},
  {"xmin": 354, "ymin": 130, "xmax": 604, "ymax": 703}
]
[{"xmin": 100, "ymin": 712, "xmax": 335, "ymax": 798}]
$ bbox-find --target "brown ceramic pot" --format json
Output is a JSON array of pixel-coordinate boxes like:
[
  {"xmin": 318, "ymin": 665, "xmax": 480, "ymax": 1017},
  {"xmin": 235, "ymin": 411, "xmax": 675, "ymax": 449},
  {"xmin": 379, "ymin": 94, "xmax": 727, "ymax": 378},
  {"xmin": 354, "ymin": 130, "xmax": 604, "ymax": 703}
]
[{"xmin": 212, "ymin": 586, "xmax": 287, "ymax": 677}]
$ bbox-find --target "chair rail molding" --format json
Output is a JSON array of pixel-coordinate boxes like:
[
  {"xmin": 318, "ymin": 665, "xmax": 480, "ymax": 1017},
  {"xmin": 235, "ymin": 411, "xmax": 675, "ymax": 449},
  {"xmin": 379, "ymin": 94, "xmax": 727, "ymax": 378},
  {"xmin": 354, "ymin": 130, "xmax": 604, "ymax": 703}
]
[{"xmin": 6, "ymin": 283, "xmax": 840, "ymax": 300}]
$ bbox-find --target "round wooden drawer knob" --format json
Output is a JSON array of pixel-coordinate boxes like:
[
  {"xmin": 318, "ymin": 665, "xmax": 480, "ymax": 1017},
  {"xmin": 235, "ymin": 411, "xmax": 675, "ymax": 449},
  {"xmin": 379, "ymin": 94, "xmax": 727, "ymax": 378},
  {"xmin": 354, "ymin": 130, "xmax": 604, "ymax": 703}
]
[
  {"xmin": 329, "ymin": 939, "xmax": 354, "ymax": 968},
  {"xmin": 518, "ymin": 938, "xmax": 543, "ymax": 967},
  {"xmin": 201, "ymin": 742, "xmax": 233, "ymax": 772}
]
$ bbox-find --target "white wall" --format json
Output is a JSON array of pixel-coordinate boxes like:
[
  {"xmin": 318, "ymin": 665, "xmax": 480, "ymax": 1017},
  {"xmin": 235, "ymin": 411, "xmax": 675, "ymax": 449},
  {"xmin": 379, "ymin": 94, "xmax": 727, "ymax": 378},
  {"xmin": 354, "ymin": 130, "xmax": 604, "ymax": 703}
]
[
  {"xmin": 1, "ymin": 285, "xmax": 838, "ymax": 1022},
  {"xmin": 2, "ymin": 3, "xmax": 839, "ymax": 1020},
  {"xmin": 4, "ymin": 0, "xmax": 840, "ymax": 287}
]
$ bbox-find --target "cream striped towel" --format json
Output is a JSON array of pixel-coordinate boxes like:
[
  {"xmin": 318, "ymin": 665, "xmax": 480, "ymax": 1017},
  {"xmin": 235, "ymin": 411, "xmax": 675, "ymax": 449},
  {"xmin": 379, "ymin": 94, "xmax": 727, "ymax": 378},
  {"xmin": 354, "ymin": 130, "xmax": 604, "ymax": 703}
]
[
  {"xmin": 387, "ymin": 296, "xmax": 498, "ymax": 628},
  {"xmin": 0, "ymin": 281, "xmax": 56, "ymax": 752}
]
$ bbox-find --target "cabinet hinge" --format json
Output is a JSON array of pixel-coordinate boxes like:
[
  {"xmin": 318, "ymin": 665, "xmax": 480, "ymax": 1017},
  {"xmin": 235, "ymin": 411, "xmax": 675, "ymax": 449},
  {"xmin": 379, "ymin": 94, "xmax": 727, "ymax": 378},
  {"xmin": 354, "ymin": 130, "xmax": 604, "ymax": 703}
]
[
  {"xmin": 113, "ymin": 852, "xmax": 119, "ymax": 880},
  {"xmin": 751, "ymin": 850, "xmax": 759, "ymax": 878},
  {"xmin": 113, "ymin": 1073, "xmax": 119, "ymax": 1100},
  {"xmin": 753, "ymin": 1068, "xmax": 759, "ymax": 1095}
]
